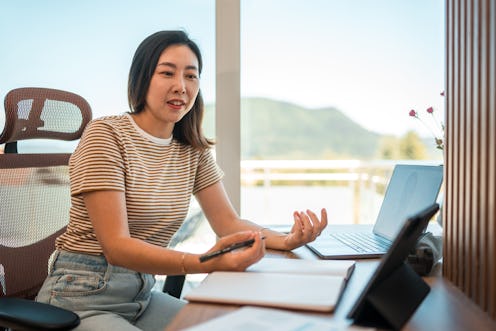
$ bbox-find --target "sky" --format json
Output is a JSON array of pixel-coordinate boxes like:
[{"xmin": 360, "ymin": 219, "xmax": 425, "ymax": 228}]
[{"xmin": 0, "ymin": 0, "xmax": 445, "ymax": 137}]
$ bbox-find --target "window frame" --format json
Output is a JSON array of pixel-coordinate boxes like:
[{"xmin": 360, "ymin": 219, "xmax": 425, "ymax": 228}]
[{"xmin": 215, "ymin": 0, "xmax": 241, "ymax": 213}]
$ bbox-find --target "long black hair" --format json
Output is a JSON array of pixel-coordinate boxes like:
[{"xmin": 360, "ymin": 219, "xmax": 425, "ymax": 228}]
[{"xmin": 127, "ymin": 30, "xmax": 213, "ymax": 149}]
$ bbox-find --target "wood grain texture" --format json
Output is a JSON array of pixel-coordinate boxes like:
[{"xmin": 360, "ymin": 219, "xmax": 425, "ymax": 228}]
[{"xmin": 444, "ymin": 0, "xmax": 496, "ymax": 320}]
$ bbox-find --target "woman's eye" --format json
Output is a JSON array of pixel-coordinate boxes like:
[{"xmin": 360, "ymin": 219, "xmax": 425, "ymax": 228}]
[
  {"xmin": 186, "ymin": 74, "xmax": 198, "ymax": 80},
  {"xmin": 161, "ymin": 71, "xmax": 174, "ymax": 77}
]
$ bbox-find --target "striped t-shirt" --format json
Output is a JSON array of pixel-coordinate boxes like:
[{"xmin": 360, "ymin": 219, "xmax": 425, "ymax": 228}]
[{"xmin": 56, "ymin": 114, "xmax": 223, "ymax": 255}]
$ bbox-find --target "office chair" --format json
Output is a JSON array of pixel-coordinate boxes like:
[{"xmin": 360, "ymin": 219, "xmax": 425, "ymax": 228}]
[{"xmin": 0, "ymin": 87, "xmax": 92, "ymax": 330}]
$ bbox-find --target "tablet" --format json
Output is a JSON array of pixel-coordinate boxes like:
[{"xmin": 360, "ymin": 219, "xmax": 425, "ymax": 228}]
[{"xmin": 347, "ymin": 203, "xmax": 439, "ymax": 330}]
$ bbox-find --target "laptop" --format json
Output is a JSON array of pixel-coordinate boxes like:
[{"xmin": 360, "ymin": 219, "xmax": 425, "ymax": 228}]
[{"xmin": 306, "ymin": 164, "xmax": 443, "ymax": 259}]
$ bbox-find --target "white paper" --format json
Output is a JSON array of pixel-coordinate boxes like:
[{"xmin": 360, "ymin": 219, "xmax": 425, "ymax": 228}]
[{"xmin": 183, "ymin": 306, "xmax": 375, "ymax": 331}]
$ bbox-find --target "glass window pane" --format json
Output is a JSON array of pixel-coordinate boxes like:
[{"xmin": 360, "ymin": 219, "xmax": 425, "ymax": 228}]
[{"xmin": 240, "ymin": 0, "xmax": 445, "ymax": 227}]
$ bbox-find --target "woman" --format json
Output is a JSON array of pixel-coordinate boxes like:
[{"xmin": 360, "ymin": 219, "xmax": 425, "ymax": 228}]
[{"xmin": 37, "ymin": 30, "xmax": 328, "ymax": 331}]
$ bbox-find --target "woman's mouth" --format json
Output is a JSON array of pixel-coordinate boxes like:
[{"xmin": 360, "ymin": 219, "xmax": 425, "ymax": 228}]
[{"xmin": 167, "ymin": 99, "xmax": 186, "ymax": 110}]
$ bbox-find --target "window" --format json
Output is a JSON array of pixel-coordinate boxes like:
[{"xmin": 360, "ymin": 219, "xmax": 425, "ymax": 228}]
[
  {"xmin": 240, "ymin": 0, "xmax": 445, "ymax": 226},
  {"xmin": 1, "ymin": 0, "xmax": 445, "ymax": 293}
]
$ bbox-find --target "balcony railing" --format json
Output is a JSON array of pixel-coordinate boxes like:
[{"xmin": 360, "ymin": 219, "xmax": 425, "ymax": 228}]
[{"xmin": 240, "ymin": 159, "xmax": 440, "ymax": 225}]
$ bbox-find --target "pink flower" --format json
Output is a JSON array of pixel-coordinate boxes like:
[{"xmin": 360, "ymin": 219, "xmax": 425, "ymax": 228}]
[{"xmin": 408, "ymin": 106, "xmax": 445, "ymax": 150}]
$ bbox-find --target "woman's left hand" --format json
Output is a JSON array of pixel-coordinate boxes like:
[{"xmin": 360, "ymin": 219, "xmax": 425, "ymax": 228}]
[{"xmin": 283, "ymin": 208, "xmax": 328, "ymax": 250}]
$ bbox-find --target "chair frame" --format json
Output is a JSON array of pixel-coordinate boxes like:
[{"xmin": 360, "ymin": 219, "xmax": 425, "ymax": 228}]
[{"xmin": 0, "ymin": 87, "xmax": 92, "ymax": 330}]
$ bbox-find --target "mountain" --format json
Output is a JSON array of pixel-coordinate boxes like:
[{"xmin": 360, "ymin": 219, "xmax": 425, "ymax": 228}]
[{"xmin": 205, "ymin": 97, "xmax": 382, "ymax": 160}]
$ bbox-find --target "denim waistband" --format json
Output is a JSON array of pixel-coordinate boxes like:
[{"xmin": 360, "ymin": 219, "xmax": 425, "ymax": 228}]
[{"xmin": 50, "ymin": 250, "xmax": 138, "ymax": 275}]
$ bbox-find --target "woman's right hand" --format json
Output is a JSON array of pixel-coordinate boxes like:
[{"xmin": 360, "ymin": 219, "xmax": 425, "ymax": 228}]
[{"xmin": 200, "ymin": 231, "xmax": 265, "ymax": 272}]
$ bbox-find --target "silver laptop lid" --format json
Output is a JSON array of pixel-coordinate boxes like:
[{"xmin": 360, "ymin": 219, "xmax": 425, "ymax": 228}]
[{"xmin": 373, "ymin": 164, "xmax": 443, "ymax": 240}]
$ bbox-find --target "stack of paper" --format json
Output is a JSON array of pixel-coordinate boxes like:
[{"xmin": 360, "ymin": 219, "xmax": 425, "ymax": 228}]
[{"xmin": 183, "ymin": 306, "xmax": 375, "ymax": 331}]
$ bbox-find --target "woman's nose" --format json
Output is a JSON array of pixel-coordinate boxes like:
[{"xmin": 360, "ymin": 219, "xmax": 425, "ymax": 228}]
[{"xmin": 173, "ymin": 76, "xmax": 186, "ymax": 94}]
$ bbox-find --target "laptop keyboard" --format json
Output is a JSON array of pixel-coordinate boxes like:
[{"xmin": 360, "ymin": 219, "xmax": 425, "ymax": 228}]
[{"xmin": 330, "ymin": 232, "xmax": 392, "ymax": 253}]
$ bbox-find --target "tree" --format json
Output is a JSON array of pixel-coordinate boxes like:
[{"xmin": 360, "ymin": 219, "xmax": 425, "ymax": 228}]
[
  {"xmin": 377, "ymin": 135, "xmax": 400, "ymax": 160},
  {"xmin": 399, "ymin": 131, "xmax": 427, "ymax": 160}
]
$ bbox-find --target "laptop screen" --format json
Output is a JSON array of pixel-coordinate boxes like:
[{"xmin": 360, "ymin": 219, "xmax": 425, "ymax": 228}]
[{"xmin": 372, "ymin": 164, "xmax": 443, "ymax": 240}]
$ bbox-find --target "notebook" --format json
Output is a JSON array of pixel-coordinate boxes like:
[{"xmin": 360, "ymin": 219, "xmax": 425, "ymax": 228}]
[
  {"xmin": 306, "ymin": 164, "xmax": 443, "ymax": 259},
  {"xmin": 184, "ymin": 257, "xmax": 355, "ymax": 312}
]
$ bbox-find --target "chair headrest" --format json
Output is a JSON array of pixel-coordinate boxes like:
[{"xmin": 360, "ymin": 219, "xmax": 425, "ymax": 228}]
[{"xmin": 0, "ymin": 87, "xmax": 92, "ymax": 144}]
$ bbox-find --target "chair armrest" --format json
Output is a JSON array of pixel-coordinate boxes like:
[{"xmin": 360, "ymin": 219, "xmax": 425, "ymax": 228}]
[
  {"xmin": 163, "ymin": 275, "xmax": 186, "ymax": 299},
  {"xmin": 0, "ymin": 297, "xmax": 80, "ymax": 331}
]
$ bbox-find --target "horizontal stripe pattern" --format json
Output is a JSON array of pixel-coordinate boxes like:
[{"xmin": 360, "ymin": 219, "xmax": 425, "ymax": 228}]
[{"xmin": 56, "ymin": 114, "xmax": 223, "ymax": 254}]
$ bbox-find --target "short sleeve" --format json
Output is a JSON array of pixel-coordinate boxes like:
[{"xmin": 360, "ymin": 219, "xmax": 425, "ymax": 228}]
[
  {"xmin": 69, "ymin": 120, "xmax": 126, "ymax": 196},
  {"xmin": 193, "ymin": 148, "xmax": 224, "ymax": 194}
]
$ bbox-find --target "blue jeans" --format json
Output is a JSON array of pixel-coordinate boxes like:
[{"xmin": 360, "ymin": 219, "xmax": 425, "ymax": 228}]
[{"xmin": 36, "ymin": 250, "xmax": 185, "ymax": 331}]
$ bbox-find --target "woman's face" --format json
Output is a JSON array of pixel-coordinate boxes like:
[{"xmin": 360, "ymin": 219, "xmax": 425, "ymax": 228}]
[{"xmin": 144, "ymin": 44, "xmax": 200, "ymax": 127}]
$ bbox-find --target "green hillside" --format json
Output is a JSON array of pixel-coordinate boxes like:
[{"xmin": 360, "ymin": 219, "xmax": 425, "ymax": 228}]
[
  {"xmin": 203, "ymin": 97, "xmax": 441, "ymax": 160},
  {"xmin": 241, "ymin": 98, "xmax": 382, "ymax": 159},
  {"xmin": 205, "ymin": 97, "xmax": 382, "ymax": 160}
]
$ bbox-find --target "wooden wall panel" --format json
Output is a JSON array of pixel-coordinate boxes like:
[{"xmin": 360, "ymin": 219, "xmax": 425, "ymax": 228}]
[
  {"xmin": 483, "ymin": 0, "xmax": 496, "ymax": 318},
  {"xmin": 444, "ymin": 0, "xmax": 496, "ymax": 320}
]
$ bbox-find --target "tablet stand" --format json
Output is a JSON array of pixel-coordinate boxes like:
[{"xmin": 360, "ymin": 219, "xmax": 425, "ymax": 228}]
[{"xmin": 353, "ymin": 262, "xmax": 430, "ymax": 330}]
